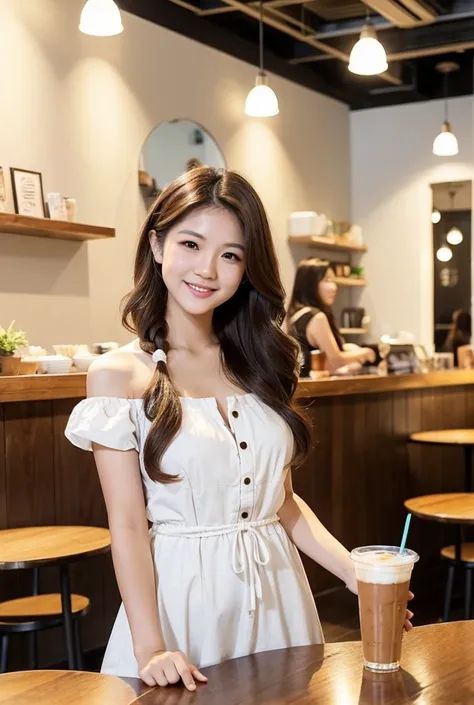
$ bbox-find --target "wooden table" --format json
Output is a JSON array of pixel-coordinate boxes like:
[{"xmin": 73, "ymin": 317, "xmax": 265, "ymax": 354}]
[
  {"xmin": 124, "ymin": 622, "xmax": 474, "ymax": 704},
  {"xmin": 0, "ymin": 526, "xmax": 110, "ymax": 670},
  {"xmin": 0, "ymin": 526, "xmax": 111, "ymax": 569},
  {"xmin": 0, "ymin": 670, "xmax": 138, "ymax": 705},
  {"xmin": 410, "ymin": 429, "xmax": 474, "ymax": 491},
  {"xmin": 405, "ymin": 493, "xmax": 474, "ymax": 524},
  {"xmin": 0, "ymin": 622, "xmax": 472, "ymax": 703}
]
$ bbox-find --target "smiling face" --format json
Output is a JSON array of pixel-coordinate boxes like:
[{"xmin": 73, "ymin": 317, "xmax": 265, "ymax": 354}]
[{"xmin": 150, "ymin": 206, "xmax": 247, "ymax": 317}]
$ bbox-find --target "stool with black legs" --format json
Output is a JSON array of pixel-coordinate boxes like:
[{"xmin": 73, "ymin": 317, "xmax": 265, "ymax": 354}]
[
  {"xmin": 405, "ymin": 493, "xmax": 474, "ymax": 622},
  {"xmin": 0, "ymin": 526, "xmax": 110, "ymax": 672}
]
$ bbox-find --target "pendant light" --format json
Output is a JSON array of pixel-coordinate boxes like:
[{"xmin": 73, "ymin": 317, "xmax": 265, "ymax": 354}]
[
  {"xmin": 446, "ymin": 188, "xmax": 463, "ymax": 245},
  {"xmin": 447, "ymin": 226, "xmax": 463, "ymax": 245},
  {"xmin": 432, "ymin": 63, "xmax": 459, "ymax": 157},
  {"xmin": 244, "ymin": 2, "xmax": 279, "ymax": 117},
  {"xmin": 79, "ymin": 0, "xmax": 124, "ymax": 37},
  {"xmin": 436, "ymin": 245, "xmax": 453, "ymax": 262},
  {"xmin": 348, "ymin": 23, "xmax": 388, "ymax": 76},
  {"xmin": 431, "ymin": 209, "xmax": 441, "ymax": 224}
]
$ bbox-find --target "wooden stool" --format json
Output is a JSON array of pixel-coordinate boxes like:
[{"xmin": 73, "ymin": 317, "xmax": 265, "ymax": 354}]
[
  {"xmin": 410, "ymin": 429, "xmax": 474, "ymax": 491},
  {"xmin": 0, "ymin": 591, "xmax": 90, "ymax": 673},
  {"xmin": 405, "ymin": 493, "xmax": 474, "ymax": 622},
  {"xmin": 0, "ymin": 526, "xmax": 110, "ymax": 671},
  {"xmin": 0, "ymin": 670, "xmax": 140, "ymax": 705}
]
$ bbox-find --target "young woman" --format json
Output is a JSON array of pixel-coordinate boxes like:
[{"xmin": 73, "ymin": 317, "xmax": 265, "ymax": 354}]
[
  {"xmin": 287, "ymin": 258, "xmax": 375, "ymax": 376},
  {"xmin": 66, "ymin": 169, "xmax": 412, "ymax": 690},
  {"xmin": 444, "ymin": 309, "xmax": 472, "ymax": 367}
]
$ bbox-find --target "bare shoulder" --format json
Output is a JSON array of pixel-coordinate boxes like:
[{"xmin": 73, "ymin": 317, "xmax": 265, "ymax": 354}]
[
  {"xmin": 306, "ymin": 311, "xmax": 331, "ymax": 348},
  {"xmin": 307, "ymin": 310, "xmax": 328, "ymax": 331},
  {"xmin": 87, "ymin": 341, "xmax": 149, "ymax": 398}
]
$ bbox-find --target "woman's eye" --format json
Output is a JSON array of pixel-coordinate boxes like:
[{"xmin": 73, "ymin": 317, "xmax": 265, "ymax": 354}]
[
  {"xmin": 182, "ymin": 240, "xmax": 198, "ymax": 249},
  {"xmin": 223, "ymin": 252, "xmax": 242, "ymax": 262}
]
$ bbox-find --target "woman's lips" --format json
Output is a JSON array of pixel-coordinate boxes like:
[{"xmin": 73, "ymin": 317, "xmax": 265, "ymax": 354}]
[{"xmin": 185, "ymin": 282, "xmax": 216, "ymax": 298}]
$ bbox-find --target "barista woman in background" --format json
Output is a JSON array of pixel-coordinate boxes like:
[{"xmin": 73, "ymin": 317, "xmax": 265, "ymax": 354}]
[{"xmin": 287, "ymin": 258, "xmax": 375, "ymax": 377}]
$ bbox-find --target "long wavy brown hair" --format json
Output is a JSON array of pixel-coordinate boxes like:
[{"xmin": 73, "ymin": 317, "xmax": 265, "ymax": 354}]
[{"xmin": 122, "ymin": 167, "xmax": 310, "ymax": 483}]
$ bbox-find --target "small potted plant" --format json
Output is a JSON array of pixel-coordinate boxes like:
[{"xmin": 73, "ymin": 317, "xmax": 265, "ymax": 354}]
[{"xmin": 0, "ymin": 321, "xmax": 28, "ymax": 376}]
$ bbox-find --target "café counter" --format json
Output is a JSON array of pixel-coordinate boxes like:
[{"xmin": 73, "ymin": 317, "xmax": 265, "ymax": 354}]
[{"xmin": 1, "ymin": 369, "xmax": 474, "ymax": 665}]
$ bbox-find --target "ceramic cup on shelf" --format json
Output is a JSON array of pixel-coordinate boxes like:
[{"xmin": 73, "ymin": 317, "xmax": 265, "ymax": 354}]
[{"xmin": 65, "ymin": 198, "xmax": 78, "ymax": 223}]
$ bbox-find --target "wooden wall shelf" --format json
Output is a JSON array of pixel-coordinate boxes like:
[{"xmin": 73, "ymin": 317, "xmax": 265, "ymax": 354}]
[
  {"xmin": 288, "ymin": 235, "xmax": 367, "ymax": 253},
  {"xmin": 0, "ymin": 213, "xmax": 115, "ymax": 242},
  {"xmin": 335, "ymin": 277, "xmax": 367, "ymax": 287}
]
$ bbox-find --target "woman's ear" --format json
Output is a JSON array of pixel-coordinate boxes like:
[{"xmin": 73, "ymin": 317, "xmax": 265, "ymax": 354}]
[{"xmin": 148, "ymin": 229, "xmax": 163, "ymax": 264}]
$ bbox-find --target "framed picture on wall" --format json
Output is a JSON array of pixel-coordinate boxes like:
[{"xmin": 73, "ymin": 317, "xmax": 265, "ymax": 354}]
[
  {"xmin": 10, "ymin": 168, "xmax": 45, "ymax": 217},
  {"xmin": 0, "ymin": 167, "xmax": 6, "ymax": 212}
]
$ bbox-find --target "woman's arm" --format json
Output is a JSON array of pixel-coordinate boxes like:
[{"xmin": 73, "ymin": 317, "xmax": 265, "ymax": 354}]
[
  {"xmin": 277, "ymin": 470, "xmax": 357, "ymax": 593},
  {"xmin": 87, "ymin": 362, "xmax": 165, "ymax": 663},
  {"xmin": 306, "ymin": 312, "xmax": 375, "ymax": 373},
  {"xmin": 88, "ymin": 360, "xmax": 205, "ymax": 690},
  {"xmin": 278, "ymin": 472, "xmax": 415, "ymax": 629},
  {"xmin": 93, "ymin": 444, "xmax": 166, "ymax": 657}
]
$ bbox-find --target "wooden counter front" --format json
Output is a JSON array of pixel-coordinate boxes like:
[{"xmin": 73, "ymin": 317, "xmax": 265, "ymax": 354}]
[{"xmin": 1, "ymin": 369, "xmax": 474, "ymax": 403}]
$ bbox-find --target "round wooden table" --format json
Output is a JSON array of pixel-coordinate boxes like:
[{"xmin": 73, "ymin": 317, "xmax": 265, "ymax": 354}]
[
  {"xmin": 410, "ymin": 429, "xmax": 474, "ymax": 491},
  {"xmin": 0, "ymin": 526, "xmax": 111, "ymax": 569},
  {"xmin": 0, "ymin": 526, "xmax": 110, "ymax": 670},
  {"xmin": 405, "ymin": 492, "xmax": 474, "ymax": 524},
  {"xmin": 0, "ymin": 670, "xmax": 138, "ymax": 705},
  {"xmin": 127, "ymin": 622, "xmax": 474, "ymax": 704}
]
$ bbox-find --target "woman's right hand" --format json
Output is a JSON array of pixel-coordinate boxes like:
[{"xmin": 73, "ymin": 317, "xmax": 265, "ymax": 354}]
[{"xmin": 138, "ymin": 650, "xmax": 208, "ymax": 691}]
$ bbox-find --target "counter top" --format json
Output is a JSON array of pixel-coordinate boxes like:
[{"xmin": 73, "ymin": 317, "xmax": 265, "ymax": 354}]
[
  {"xmin": 297, "ymin": 369, "xmax": 474, "ymax": 398},
  {"xmin": 0, "ymin": 372, "xmax": 87, "ymax": 403},
  {"xmin": 1, "ymin": 369, "xmax": 474, "ymax": 403}
]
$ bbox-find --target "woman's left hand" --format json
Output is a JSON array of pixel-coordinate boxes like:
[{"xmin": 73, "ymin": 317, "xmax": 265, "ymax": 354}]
[{"xmin": 404, "ymin": 591, "xmax": 415, "ymax": 631}]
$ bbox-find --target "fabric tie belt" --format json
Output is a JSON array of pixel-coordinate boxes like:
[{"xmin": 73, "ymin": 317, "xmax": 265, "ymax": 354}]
[{"xmin": 152, "ymin": 516, "xmax": 279, "ymax": 613}]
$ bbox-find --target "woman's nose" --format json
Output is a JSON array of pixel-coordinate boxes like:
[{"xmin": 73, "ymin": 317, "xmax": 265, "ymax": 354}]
[{"xmin": 194, "ymin": 255, "xmax": 217, "ymax": 280}]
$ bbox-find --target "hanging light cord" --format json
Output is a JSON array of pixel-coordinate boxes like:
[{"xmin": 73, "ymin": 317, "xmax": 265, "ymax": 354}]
[
  {"xmin": 443, "ymin": 72, "xmax": 449, "ymax": 123},
  {"xmin": 259, "ymin": 1, "xmax": 264, "ymax": 73}
]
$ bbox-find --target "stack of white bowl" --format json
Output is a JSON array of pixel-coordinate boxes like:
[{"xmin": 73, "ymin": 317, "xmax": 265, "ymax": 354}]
[{"xmin": 37, "ymin": 355, "xmax": 73, "ymax": 375}]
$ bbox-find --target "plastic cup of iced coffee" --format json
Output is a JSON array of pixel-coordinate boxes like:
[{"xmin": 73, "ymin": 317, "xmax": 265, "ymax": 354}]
[{"xmin": 351, "ymin": 545, "xmax": 419, "ymax": 672}]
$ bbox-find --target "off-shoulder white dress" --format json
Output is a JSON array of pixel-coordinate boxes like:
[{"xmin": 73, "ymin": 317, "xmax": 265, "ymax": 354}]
[{"xmin": 65, "ymin": 394, "xmax": 323, "ymax": 677}]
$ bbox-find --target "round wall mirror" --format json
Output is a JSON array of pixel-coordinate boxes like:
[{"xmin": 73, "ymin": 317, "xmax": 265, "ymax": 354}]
[{"xmin": 139, "ymin": 119, "xmax": 226, "ymax": 204}]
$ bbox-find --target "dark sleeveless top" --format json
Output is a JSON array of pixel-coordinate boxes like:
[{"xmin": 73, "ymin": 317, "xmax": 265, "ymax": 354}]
[{"xmin": 289, "ymin": 306, "xmax": 322, "ymax": 378}]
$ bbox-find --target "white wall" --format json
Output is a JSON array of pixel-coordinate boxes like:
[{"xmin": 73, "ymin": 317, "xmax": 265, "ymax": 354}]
[
  {"xmin": 351, "ymin": 96, "xmax": 474, "ymax": 350},
  {"xmin": 0, "ymin": 0, "xmax": 350, "ymax": 350}
]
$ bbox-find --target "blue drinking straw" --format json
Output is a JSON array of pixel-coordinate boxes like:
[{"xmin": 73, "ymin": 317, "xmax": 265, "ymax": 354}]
[{"xmin": 399, "ymin": 513, "xmax": 412, "ymax": 554}]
